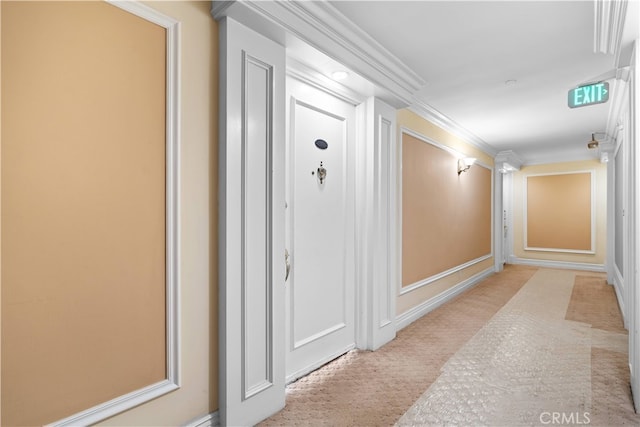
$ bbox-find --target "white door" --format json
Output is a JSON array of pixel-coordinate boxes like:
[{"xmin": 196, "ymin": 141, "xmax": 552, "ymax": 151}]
[
  {"xmin": 219, "ymin": 17, "xmax": 286, "ymax": 426},
  {"xmin": 285, "ymin": 77, "xmax": 356, "ymax": 382}
]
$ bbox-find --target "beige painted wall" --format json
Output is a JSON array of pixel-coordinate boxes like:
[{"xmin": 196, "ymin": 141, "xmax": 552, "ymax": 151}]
[
  {"xmin": 2, "ymin": 2, "xmax": 167, "ymax": 425},
  {"xmin": 102, "ymin": 1, "xmax": 219, "ymax": 425},
  {"xmin": 402, "ymin": 133, "xmax": 492, "ymax": 285},
  {"xmin": 526, "ymin": 172, "xmax": 592, "ymax": 251},
  {"xmin": 1, "ymin": 1, "xmax": 218, "ymax": 426},
  {"xmin": 512, "ymin": 160, "xmax": 607, "ymax": 265},
  {"xmin": 397, "ymin": 109, "xmax": 495, "ymax": 316}
]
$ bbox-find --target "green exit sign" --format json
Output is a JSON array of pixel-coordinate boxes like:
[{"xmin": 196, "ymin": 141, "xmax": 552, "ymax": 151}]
[{"xmin": 568, "ymin": 82, "xmax": 609, "ymax": 108}]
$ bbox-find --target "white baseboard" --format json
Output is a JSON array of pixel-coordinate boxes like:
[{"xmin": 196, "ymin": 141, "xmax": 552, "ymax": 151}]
[
  {"xmin": 508, "ymin": 256, "xmax": 605, "ymax": 272},
  {"xmin": 396, "ymin": 267, "xmax": 494, "ymax": 331},
  {"xmin": 185, "ymin": 411, "xmax": 219, "ymax": 427},
  {"xmin": 612, "ymin": 265, "xmax": 627, "ymax": 329}
]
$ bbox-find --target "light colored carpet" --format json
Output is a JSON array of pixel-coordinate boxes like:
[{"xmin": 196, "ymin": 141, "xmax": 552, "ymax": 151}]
[
  {"xmin": 397, "ymin": 269, "xmax": 592, "ymax": 426},
  {"xmin": 260, "ymin": 266, "xmax": 639, "ymax": 426}
]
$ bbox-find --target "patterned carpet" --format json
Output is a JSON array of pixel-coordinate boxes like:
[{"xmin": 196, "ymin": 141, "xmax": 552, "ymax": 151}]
[{"xmin": 260, "ymin": 265, "xmax": 639, "ymax": 426}]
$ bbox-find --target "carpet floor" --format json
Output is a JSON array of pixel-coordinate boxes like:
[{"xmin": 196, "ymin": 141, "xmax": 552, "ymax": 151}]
[{"xmin": 260, "ymin": 265, "xmax": 639, "ymax": 426}]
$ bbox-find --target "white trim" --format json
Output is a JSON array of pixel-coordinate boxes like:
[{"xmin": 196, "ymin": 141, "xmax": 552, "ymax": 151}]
[
  {"xmin": 594, "ymin": 0, "xmax": 628, "ymax": 57},
  {"xmin": 613, "ymin": 264, "xmax": 627, "ymax": 328},
  {"xmin": 503, "ymin": 173, "xmax": 515, "ymax": 264},
  {"xmin": 211, "ymin": 0, "xmax": 423, "ymax": 107},
  {"xmin": 409, "ymin": 99, "xmax": 497, "ymax": 157},
  {"xmin": 286, "ymin": 57, "xmax": 365, "ymax": 106},
  {"xmin": 508, "ymin": 256, "xmax": 605, "ymax": 272},
  {"xmin": 495, "ymin": 150, "xmax": 523, "ymax": 172},
  {"xmin": 523, "ymin": 170, "xmax": 596, "ymax": 254},
  {"xmin": 396, "ymin": 267, "xmax": 494, "ymax": 331},
  {"xmin": 628, "ymin": 39, "xmax": 639, "ymax": 412},
  {"xmin": 47, "ymin": 381, "xmax": 179, "ymax": 427},
  {"xmin": 606, "ymin": 76, "xmax": 630, "ymax": 141},
  {"xmin": 493, "ymin": 168, "xmax": 504, "ymax": 273},
  {"xmin": 185, "ymin": 412, "xmax": 220, "ymax": 427},
  {"xmin": 606, "ymin": 138, "xmax": 616, "ymax": 285},
  {"xmin": 523, "ymin": 247, "xmax": 596, "ymax": 255},
  {"xmin": 48, "ymin": 3, "xmax": 181, "ymax": 426},
  {"xmin": 400, "ymin": 254, "xmax": 492, "ymax": 295},
  {"xmin": 400, "ymin": 127, "xmax": 492, "ymax": 170}
]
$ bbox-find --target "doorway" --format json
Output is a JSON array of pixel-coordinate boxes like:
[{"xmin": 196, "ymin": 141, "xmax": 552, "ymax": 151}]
[{"xmin": 285, "ymin": 76, "xmax": 357, "ymax": 382}]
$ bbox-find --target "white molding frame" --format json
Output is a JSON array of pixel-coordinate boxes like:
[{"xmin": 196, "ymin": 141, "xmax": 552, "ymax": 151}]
[
  {"xmin": 396, "ymin": 267, "xmax": 494, "ymax": 331},
  {"xmin": 409, "ymin": 99, "xmax": 497, "ymax": 157},
  {"xmin": 627, "ymin": 40, "xmax": 638, "ymax": 412},
  {"xmin": 400, "ymin": 127, "xmax": 493, "ymax": 171},
  {"xmin": 355, "ymin": 97, "xmax": 398, "ymax": 351},
  {"xmin": 286, "ymin": 58, "xmax": 366, "ymax": 107},
  {"xmin": 48, "ymin": 2, "xmax": 181, "ymax": 426},
  {"xmin": 398, "ymin": 127, "xmax": 494, "ymax": 296},
  {"xmin": 211, "ymin": 0, "xmax": 424, "ymax": 107},
  {"xmin": 508, "ymin": 256, "xmax": 605, "ymax": 273},
  {"xmin": 401, "ymin": 254, "xmax": 493, "ymax": 296},
  {"xmin": 523, "ymin": 170, "xmax": 596, "ymax": 254},
  {"xmin": 613, "ymin": 263, "xmax": 627, "ymax": 328},
  {"xmin": 503, "ymin": 173, "xmax": 516, "ymax": 264},
  {"xmin": 594, "ymin": 0, "xmax": 628, "ymax": 57},
  {"xmin": 185, "ymin": 411, "xmax": 220, "ymax": 427}
]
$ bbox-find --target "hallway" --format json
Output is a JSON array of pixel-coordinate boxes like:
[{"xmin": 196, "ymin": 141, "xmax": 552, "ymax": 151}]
[{"xmin": 261, "ymin": 265, "xmax": 637, "ymax": 426}]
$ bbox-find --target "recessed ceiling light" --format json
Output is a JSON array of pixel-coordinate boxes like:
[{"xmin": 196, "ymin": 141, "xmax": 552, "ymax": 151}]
[
  {"xmin": 505, "ymin": 79, "xmax": 517, "ymax": 86},
  {"xmin": 332, "ymin": 70, "xmax": 349, "ymax": 81}
]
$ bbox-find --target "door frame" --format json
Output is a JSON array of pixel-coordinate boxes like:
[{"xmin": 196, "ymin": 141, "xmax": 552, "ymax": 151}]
[{"xmin": 214, "ymin": 2, "xmax": 404, "ymax": 424}]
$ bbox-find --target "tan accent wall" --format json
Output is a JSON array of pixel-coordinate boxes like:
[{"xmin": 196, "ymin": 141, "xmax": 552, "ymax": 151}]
[
  {"xmin": 526, "ymin": 172, "xmax": 592, "ymax": 251},
  {"xmin": 103, "ymin": 1, "xmax": 219, "ymax": 424},
  {"xmin": 513, "ymin": 160, "xmax": 606, "ymax": 265},
  {"xmin": 397, "ymin": 109, "xmax": 494, "ymax": 316},
  {"xmin": 402, "ymin": 133, "xmax": 492, "ymax": 285},
  {"xmin": 1, "ymin": 1, "xmax": 219, "ymax": 425}
]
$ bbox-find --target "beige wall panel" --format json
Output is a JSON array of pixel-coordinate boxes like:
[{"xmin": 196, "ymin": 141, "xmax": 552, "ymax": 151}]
[
  {"xmin": 402, "ymin": 133, "xmax": 492, "ymax": 286},
  {"xmin": 2, "ymin": 2, "xmax": 167, "ymax": 425},
  {"xmin": 102, "ymin": 1, "xmax": 219, "ymax": 425},
  {"xmin": 396, "ymin": 109, "xmax": 494, "ymax": 316},
  {"xmin": 513, "ymin": 160, "xmax": 606, "ymax": 265},
  {"xmin": 526, "ymin": 173, "xmax": 592, "ymax": 251}
]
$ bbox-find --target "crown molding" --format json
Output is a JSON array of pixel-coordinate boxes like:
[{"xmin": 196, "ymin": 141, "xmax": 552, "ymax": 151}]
[
  {"xmin": 495, "ymin": 150, "xmax": 523, "ymax": 172},
  {"xmin": 286, "ymin": 58, "xmax": 366, "ymax": 106},
  {"xmin": 211, "ymin": 0, "xmax": 425, "ymax": 107},
  {"xmin": 409, "ymin": 99, "xmax": 497, "ymax": 157},
  {"xmin": 594, "ymin": 0, "xmax": 628, "ymax": 58},
  {"xmin": 213, "ymin": 0, "xmax": 503, "ymax": 159}
]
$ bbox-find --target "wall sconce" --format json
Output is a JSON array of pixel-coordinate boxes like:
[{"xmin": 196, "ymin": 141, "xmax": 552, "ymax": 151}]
[{"xmin": 457, "ymin": 157, "xmax": 476, "ymax": 175}]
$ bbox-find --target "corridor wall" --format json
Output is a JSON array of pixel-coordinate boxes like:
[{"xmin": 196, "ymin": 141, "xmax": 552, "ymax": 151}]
[
  {"xmin": 511, "ymin": 160, "xmax": 607, "ymax": 268},
  {"xmin": 1, "ymin": 1, "xmax": 219, "ymax": 425},
  {"xmin": 397, "ymin": 109, "xmax": 495, "ymax": 318}
]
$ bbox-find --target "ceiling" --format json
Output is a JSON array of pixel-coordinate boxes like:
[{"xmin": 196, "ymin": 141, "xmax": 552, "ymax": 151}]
[{"xmin": 327, "ymin": 0, "xmax": 635, "ymax": 165}]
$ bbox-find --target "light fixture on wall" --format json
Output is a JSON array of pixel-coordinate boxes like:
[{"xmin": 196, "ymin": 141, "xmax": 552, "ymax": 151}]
[
  {"xmin": 587, "ymin": 133, "xmax": 599, "ymax": 149},
  {"xmin": 457, "ymin": 157, "xmax": 476, "ymax": 175}
]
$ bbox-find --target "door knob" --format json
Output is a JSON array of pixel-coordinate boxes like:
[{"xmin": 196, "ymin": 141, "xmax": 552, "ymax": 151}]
[{"xmin": 317, "ymin": 161, "xmax": 327, "ymax": 184}]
